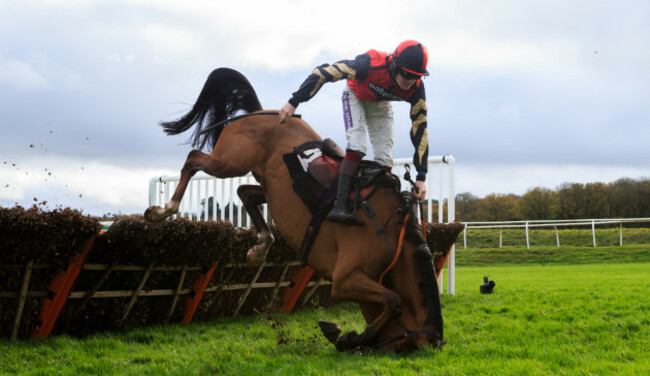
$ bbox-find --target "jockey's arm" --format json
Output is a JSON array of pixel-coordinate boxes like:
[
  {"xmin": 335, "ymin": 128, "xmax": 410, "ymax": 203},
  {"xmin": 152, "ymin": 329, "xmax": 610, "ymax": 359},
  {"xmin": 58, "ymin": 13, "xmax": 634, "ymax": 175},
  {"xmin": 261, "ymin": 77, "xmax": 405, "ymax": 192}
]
[
  {"xmin": 409, "ymin": 94, "xmax": 429, "ymax": 202},
  {"xmin": 414, "ymin": 180, "xmax": 427, "ymax": 202},
  {"xmin": 279, "ymin": 102, "xmax": 296, "ymax": 123},
  {"xmin": 280, "ymin": 56, "xmax": 367, "ymax": 124}
]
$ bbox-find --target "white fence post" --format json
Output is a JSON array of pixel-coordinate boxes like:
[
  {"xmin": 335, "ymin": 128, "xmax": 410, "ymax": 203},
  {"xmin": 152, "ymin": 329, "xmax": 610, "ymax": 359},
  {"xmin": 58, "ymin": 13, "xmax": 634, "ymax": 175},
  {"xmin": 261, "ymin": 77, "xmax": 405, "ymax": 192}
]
[
  {"xmin": 592, "ymin": 220, "xmax": 597, "ymax": 247},
  {"xmin": 619, "ymin": 222, "xmax": 623, "ymax": 246},
  {"xmin": 525, "ymin": 221, "xmax": 530, "ymax": 249},
  {"xmin": 443, "ymin": 155, "xmax": 456, "ymax": 295},
  {"xmin": 438, "ymin": 164, "xmax": 444, "ymax": 223},
  {"xmin": 463, "ymin": 227, "xmax": 467, "ymax": 249}
]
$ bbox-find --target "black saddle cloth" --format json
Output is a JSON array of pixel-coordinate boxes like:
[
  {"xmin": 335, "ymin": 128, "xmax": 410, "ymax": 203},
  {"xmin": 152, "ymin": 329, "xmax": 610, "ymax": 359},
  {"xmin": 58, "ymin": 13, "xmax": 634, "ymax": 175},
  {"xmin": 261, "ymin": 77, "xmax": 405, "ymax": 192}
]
[{"xmin": 283, "ymin": 139, "xmax": 400, "ymax": 213}]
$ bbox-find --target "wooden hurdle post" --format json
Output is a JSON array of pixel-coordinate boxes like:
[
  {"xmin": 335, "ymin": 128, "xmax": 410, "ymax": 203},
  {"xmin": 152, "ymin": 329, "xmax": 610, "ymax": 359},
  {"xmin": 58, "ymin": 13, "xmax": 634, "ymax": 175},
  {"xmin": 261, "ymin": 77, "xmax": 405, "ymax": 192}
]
[
  {"xmin": 11, "ymin": 260, "xmax": 35, "ymax": 339},
  {"xmin": 435, "ymin": 245, "xmax": 453, "ymax": 280},
  {"xmin": 181, "ymin": 262, "xmax": 218, "ymax": 323},
  {"xmin": 281, "ymin": 266, "xmax": 314, "ymax": 312},
  {"xmin": 32, "ymin": 236, "xmax": 96, "ymax": 338}
]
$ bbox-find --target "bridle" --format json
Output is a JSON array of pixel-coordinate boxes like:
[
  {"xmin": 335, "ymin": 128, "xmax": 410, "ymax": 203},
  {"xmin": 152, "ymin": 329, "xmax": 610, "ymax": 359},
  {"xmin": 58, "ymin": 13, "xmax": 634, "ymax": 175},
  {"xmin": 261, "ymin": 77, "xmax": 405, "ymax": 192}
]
[
  {"xmin": 371, "ymin": 215, "xmax": 442, "ymax": 349},
  {"xmin": 370, "ymin": 169, "xmax": 443, "ymax": 350},
  {"xmin": 372, "ymin": 329, "xmax": 442, "ymax": 349},
  {"xmin": 371, "ymin": 316, "xmax": 442, "ymax": 349}
]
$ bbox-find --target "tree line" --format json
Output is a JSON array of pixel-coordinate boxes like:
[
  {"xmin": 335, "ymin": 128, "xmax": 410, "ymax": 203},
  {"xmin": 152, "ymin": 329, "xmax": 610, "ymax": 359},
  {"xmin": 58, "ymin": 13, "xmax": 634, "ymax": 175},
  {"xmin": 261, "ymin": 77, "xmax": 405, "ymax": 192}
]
[{"xmin": 448, "ymin": 177, "xmax": 649, "ymax": 222}]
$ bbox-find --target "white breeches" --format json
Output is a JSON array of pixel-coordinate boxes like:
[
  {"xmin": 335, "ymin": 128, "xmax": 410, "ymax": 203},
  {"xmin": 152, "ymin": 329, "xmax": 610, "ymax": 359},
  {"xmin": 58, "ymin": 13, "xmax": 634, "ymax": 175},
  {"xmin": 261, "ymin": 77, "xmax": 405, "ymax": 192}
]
[{"xmin": 341, "ymin": 86, "xmax": 394, "ymax": 168}]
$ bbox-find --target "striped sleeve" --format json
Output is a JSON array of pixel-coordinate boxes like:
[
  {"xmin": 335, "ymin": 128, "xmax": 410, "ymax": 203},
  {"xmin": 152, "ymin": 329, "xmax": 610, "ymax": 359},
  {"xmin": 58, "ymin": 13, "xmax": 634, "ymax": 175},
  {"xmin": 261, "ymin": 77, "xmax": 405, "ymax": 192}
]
[
  {"xmin": 288, "ymin": 54, "xmax": 369, "ymax": 107},
  {"xmin": 409, "ymin": 84, "xmax": 429, "ymax": 180}
]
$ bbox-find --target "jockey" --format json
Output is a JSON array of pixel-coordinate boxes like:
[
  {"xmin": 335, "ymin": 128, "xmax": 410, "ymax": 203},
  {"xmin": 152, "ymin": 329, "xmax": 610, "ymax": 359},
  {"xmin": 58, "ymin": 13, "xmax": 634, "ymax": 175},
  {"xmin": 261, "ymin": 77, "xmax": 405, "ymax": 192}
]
[{"xmin": 279, "ymin": 40, "xmax": 430, "ymax": 225}]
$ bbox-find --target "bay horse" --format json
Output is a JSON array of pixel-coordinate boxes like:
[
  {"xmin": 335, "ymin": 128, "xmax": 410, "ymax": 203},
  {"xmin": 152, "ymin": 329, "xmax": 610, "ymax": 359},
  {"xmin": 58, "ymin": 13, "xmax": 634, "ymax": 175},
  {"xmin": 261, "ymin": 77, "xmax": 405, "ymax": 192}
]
[{"xmin": 144, "ymin": 68, "xmax": 444, "ymax": 352}]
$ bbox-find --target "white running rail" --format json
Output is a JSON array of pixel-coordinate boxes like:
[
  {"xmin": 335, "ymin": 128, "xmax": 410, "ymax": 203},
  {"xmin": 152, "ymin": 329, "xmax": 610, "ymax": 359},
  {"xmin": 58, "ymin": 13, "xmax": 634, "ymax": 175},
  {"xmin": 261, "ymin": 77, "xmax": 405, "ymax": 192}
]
[{"xmin": 462, "ymin": 218, "xmax": 650, "ymax": 249}]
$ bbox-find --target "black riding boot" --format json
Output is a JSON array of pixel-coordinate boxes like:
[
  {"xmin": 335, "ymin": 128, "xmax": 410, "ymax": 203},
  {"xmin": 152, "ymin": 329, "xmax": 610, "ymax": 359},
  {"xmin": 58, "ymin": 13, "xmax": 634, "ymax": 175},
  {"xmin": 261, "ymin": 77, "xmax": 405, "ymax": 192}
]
[{"xmin": 327, "ymin": 174, "xmax": 364, "ymax": 226}]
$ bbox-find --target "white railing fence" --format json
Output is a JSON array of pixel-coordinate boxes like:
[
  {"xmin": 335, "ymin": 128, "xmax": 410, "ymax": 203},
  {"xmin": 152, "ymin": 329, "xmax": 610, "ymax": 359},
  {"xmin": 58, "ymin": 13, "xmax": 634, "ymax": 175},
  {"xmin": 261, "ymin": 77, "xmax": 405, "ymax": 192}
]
[
  {"xmin": 149, "ymin": 155, "xmax": 457, "ymax": 294},
  {"xmin": 462, "ymin": 218, "xmax": 650, "ymax": 249}
]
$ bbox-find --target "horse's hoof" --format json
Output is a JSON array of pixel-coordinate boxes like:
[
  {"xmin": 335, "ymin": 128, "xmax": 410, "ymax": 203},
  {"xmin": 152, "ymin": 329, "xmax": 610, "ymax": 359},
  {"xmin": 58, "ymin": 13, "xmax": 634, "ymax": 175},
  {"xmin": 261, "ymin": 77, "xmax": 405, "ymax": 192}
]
[
  {"xmin": 246, "ymin": 249, "xmax": 257, "ymax": 264},
  {"xmin": 318, "ymin": 320, "xmax": 341, "ymax": 345},
  {"xmin": 144, "ymin": 206, "xmax": 165, "ymax": 222},
  {"xmin": 246, "ymin": 245, "xmax": 268, "ymax": 265},
  {"xmin": 335, "ymin": 331, "xmax": 360, "ymax": 352},
  {"xmin": 246, "ymin": 248, "xmax": 263, "ymax": 265}
]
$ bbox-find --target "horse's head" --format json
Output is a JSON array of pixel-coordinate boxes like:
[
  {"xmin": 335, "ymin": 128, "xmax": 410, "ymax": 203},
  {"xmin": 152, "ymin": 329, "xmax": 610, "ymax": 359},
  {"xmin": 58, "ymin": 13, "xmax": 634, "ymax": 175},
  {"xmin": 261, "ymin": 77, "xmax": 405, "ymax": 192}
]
[{"xmin": 373, "ymin": 218, "xmax": 444, "ymax": 353}]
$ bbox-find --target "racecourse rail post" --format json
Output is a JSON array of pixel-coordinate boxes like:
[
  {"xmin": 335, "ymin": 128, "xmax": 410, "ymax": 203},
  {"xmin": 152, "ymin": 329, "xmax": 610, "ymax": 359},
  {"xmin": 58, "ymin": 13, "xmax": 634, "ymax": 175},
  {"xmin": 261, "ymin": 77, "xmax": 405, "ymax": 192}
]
[{"xmin": 444, "ymin": 155, "xmax": 456, "ymax": 295}]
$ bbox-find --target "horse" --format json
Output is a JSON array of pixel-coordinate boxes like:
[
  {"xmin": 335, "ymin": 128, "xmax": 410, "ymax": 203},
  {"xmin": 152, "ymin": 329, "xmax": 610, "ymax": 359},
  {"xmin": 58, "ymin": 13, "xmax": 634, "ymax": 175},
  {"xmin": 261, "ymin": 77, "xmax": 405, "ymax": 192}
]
[{"xmin": 144, "ymin": 68, "xmax": 444, "ymax": 352}]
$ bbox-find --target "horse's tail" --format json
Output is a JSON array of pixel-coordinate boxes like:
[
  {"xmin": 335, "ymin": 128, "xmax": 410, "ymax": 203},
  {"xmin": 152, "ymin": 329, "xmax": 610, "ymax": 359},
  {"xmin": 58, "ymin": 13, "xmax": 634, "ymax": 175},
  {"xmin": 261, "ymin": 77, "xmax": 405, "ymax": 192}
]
[{"xmin": 161, "ymin": 68, "xmax": 263, "ymax": 150}]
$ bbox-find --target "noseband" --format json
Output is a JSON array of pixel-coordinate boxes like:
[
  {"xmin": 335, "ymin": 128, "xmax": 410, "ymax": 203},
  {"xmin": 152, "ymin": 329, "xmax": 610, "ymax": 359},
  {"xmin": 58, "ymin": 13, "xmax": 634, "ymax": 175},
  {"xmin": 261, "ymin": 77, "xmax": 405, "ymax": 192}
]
[
  {"xmin": 372, "ymin": 329, "xmax": 442, "ymax": 349},
  {"xmin": 370, "ymin": 316, "xmax": 442, "ymax": 349}
]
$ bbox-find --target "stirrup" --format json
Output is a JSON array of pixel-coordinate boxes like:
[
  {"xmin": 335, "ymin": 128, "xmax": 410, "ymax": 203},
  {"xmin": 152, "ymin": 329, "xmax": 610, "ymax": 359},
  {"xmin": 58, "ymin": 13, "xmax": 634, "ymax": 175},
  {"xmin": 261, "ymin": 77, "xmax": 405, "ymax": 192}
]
[{"xmin": 327, "ymin": 208, "xmax": 364, "ymax": 226}]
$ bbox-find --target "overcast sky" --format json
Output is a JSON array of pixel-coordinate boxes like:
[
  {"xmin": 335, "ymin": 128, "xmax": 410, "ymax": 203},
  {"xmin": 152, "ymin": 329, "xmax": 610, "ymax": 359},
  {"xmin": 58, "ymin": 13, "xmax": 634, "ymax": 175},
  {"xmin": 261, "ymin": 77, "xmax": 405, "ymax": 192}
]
[{"xmin": 1, "ymin": 0, "xmax": 648, "ymax": 216}]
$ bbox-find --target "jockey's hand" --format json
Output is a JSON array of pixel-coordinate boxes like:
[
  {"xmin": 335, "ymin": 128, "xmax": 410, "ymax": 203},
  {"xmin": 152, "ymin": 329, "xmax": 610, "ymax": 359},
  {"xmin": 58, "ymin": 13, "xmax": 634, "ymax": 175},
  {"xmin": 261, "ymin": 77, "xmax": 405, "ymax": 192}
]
[
  {"xmin": 279, "ymin": 102, "xmax": 296, "ymax": 124},
  {"xmin": 414, "ymin": 180, "xmax": 426, "ymax": 202}
]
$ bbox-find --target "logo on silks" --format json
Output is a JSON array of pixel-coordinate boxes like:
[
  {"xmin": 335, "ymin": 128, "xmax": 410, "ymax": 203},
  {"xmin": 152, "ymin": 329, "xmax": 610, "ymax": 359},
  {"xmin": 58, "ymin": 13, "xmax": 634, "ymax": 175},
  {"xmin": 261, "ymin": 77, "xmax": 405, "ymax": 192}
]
[
  {"xmin": 368, "ymin": 83, "xmax": 404, "ymax": 101},
  {"xmin": 480, "ymin": 276, "xmax": 495, "ymax": 294}
]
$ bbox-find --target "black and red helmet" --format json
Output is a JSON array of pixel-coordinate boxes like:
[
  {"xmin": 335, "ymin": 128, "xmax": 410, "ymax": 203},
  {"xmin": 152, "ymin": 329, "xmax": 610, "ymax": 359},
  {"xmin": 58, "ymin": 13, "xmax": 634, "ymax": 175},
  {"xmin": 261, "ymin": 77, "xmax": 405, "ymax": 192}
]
[{"xmin": 391, "ymin": 40, "xmax": 429, "ymax": 79}]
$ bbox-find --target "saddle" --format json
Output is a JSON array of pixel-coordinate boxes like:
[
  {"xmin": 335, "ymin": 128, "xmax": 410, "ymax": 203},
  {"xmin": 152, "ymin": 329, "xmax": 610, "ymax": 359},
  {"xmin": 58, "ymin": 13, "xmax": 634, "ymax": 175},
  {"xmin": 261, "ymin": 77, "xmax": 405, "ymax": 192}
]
[
  {"xmin": 283, "ymin": 139, "xmax": 400, "ymax": 213},
  {"xmin": 283, "ymin": 139, "xmax": 402, "ymax": 265}
]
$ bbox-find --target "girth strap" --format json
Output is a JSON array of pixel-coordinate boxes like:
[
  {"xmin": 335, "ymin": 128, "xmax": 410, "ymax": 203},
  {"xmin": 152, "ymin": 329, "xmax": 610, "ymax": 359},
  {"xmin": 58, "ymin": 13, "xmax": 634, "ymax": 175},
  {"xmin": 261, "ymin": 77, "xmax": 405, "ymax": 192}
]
[
  {"xmin": 360, "ymin": 201, "xmax": 395, "ymax": 266},
  {"xmin": 299, "ymin": 183, "xmax": 337, "ymax": 266}
]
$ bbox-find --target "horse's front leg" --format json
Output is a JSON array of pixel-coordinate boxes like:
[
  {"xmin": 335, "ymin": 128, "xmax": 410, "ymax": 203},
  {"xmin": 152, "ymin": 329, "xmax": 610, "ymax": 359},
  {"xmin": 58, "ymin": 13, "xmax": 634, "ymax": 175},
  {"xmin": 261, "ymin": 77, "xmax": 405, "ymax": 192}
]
[
  {"xmin": 237, "ymin": 185, "xmax": 274, "ymax": 265},
  {"xmin": 145, "ymin": 150, "xmax": 209, "ymax": 222},
  {"xmin": 326, "ymin": 270, "xmax": 402, "ymax": 351}
]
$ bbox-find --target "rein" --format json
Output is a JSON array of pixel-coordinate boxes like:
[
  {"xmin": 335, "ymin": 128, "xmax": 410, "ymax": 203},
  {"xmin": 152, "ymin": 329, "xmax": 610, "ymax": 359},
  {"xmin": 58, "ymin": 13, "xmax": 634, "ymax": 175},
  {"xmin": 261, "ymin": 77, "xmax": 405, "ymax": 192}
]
[
  {"xmin": 378, "ymin": 213, "xmax": 409, "ymax": 285},
  {"xmin": 376, "ymin": 166, "xmax": 419, "ymax": 286},
  {"xmin": 372, "ymin": 329, "xmax": 442, "ymax": 349}
]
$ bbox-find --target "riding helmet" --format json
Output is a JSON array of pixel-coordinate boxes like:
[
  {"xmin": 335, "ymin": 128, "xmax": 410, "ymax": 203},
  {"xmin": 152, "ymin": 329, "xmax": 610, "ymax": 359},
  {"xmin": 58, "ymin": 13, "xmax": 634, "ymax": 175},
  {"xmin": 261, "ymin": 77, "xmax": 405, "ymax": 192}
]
[{"xmin": 391, "ymin": 40, "xmax": 429, "ymax": 78}]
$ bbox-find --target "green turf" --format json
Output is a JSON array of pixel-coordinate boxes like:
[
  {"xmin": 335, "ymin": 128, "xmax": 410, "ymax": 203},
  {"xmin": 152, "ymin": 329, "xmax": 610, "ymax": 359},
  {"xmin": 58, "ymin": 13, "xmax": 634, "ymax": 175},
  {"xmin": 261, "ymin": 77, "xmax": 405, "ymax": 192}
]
[{"xmin": 2, "ymin": 259, "xmax": 648, "ymax": 375}]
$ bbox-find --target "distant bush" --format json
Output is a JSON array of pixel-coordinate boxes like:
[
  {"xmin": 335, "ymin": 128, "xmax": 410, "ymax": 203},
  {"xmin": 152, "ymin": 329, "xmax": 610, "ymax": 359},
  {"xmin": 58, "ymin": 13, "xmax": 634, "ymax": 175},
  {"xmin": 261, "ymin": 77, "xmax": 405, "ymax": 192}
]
[{"xmin": 455, "ymin": 177, "xmax": 650, "ymax": 222}]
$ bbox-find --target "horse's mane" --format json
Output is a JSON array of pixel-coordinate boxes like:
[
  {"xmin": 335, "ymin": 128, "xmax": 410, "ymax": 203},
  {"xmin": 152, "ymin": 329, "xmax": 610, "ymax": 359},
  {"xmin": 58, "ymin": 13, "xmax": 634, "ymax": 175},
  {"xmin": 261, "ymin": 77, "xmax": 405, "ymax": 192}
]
[
  {"xmin": 405, "ymin": 215, "xmax": 443, "ymax": 334},
  {"xmin": 161, "ymin": 68, "xmax": 263, "ymax": 150}
]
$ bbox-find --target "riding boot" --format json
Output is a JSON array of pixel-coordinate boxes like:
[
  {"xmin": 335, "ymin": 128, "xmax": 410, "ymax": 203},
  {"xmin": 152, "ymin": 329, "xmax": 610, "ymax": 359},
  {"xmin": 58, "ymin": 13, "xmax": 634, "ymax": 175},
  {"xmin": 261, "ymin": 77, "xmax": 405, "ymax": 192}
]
[{"xmin": 327, "ymin": 157, "xmax": 364, "ymax": 226}]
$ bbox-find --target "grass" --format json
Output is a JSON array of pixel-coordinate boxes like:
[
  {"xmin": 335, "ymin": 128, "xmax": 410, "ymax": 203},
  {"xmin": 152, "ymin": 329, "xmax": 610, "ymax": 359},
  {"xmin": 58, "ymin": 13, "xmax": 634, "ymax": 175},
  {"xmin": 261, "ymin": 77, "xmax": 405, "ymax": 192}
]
[
  {"xmin": 2, "ymin": 248, "xmax": 649, "ymax": 375},
  {"xmin": 440, "ymin": 263, "xmax": 649, "ymax": 375}
]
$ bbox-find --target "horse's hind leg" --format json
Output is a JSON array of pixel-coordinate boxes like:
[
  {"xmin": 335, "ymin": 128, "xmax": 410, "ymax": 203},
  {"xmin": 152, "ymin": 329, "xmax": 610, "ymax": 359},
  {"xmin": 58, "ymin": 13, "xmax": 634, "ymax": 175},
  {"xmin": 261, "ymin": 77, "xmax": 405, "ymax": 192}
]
[
  {"xmin": 237, "ymin": 185, "xmax": 274, "ymax": 265},
  {"xmin": 145, "ymin": 150, "xmax": 210, "ymax": 222}
]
